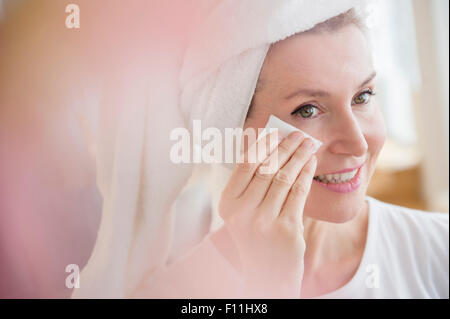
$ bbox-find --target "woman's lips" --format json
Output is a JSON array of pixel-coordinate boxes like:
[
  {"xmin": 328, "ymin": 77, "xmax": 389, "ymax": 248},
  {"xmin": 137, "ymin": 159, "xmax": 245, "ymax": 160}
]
[
  {"xmin": 316, "ymin": 163, "xmax": 365, "ymax": 175},
  {"xmin": 312, "ymin": 164, "xmax": 364, "ymax": 193}
]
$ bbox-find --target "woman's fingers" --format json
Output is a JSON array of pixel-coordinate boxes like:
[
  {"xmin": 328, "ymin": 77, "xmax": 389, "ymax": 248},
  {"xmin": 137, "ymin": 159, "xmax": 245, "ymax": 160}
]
[
  {"xmin": 258, "ymin": 138, "xmax": 315, "ymax": 220},
  {"xmin": 241, "ymin": 131, "xmax": 305, "ymax": 205},
  {"xmin": 222, "ymin": 130, "xmax": 280, "ymax": 199},
  {"xmin": 279, "ymin": 155, "xmax": 317, "ymax": 223}
]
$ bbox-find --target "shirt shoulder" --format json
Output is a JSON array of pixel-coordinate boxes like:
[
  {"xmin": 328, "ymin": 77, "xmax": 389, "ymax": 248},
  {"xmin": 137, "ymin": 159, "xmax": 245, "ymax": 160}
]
[
  {"xmin": 369, "ymin": 196, "xmax": 448, "ymax": 247},
  {"xmin": 367, "ymin": 197, "xmax": 449, "ymax": 298}
]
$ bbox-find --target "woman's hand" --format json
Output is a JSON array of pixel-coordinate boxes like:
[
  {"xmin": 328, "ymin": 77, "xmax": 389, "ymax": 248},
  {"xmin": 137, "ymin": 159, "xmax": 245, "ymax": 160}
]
[{"xmin": 218, "ymin": 130, "xmax": 317, "ymax": 298}]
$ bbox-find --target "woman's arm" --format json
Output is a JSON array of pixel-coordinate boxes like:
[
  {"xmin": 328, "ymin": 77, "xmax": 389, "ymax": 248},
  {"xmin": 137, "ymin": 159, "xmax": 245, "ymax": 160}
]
[{"xmin": 130, "ymin": 229, "xmax": 245, "ymax": 299}]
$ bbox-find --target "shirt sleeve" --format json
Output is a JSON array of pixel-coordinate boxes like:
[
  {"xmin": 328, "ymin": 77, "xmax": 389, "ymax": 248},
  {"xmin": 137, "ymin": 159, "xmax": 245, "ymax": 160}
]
[{"xmin": 130, "ymin": 233, "xmax": 245, "ymax": 299}]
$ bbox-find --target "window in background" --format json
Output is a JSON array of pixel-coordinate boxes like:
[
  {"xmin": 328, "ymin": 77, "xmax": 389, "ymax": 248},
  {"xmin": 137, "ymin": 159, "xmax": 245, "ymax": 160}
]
[{"xmin": 366, "ymin": 0, "xmax": 449, "ymax": 212}]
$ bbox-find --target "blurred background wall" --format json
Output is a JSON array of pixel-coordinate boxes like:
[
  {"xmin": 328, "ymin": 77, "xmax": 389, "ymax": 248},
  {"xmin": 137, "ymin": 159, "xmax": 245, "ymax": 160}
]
[
  {"xmin": 366, "ymin": 0, "xmax": 449, "ymax": 213},
  {"xmin": 0, "ymin": 0, "xmax": 448, "ymax": 298},
  {"xmin": 0, "ymin": 0, "xmax": 104, "ymax": 298}
]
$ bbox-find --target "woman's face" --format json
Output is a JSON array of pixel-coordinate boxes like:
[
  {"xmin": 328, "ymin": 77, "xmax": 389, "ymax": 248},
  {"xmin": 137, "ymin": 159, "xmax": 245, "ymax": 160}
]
[{"xmin": 243, "ymin": 24, "xmax": 386, "ymax": 223}]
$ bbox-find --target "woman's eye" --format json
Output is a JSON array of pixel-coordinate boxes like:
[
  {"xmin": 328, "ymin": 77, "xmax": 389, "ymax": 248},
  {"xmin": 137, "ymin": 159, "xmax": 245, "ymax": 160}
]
[
  {"xmin": 292, "ymin": 104, "xmax": 319, "ymax": 119},
  {"xmin": 353, "ymin": 90, "xmax": 375, "ymax": 105}
]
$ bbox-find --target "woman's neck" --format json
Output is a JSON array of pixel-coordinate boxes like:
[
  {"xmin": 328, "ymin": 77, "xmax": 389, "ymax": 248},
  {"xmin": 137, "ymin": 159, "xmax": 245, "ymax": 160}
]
[{"xmin": 300, "ymin": 200, "xmax": 369, "ymax": 297}]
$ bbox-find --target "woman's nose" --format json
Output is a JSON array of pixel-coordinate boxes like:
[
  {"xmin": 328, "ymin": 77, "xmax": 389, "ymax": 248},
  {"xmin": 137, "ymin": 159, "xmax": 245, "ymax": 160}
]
[{"xmin": 328, "ymin": 111, "xmax": 368, "ymax": 157}]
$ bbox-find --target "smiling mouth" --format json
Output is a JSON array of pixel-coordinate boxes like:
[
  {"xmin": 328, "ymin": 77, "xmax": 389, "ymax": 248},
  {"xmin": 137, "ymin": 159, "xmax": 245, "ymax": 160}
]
[{"xmin": 313, "ymin": 167, "xmax": 361, "ymax": 184}]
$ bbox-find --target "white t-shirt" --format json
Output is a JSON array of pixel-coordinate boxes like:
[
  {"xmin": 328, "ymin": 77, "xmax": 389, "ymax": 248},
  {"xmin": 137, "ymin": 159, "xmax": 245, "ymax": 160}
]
[
  {"xmin": 317, "ymin": 196, "xmax": 449, "ymax": 299},
  {"xmin": 133, "ymin": 196, "xmax": 449, "ymax": 299}
]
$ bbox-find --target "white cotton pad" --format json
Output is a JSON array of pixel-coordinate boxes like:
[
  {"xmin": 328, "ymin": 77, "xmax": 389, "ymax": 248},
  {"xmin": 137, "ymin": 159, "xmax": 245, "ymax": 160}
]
[{"xmin": 258, "ymin": 115, "xmax": 323, "ymax": 154}]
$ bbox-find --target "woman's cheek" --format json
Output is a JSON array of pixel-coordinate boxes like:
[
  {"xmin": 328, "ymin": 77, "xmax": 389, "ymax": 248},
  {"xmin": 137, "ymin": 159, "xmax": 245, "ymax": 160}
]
[
  {"xmin": 367, "ymin": 105, "xmax": 386, "ymax": 155},
  {"xmin": 362, "ymin": 105, "xmax": 387, "ymax": 178}
]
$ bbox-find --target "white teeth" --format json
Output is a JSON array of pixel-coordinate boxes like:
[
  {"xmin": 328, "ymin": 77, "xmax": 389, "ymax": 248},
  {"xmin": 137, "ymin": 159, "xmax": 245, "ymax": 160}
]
[{"xmin": 314, "ymin": 169, "xmax": 358, "ymax": 184}]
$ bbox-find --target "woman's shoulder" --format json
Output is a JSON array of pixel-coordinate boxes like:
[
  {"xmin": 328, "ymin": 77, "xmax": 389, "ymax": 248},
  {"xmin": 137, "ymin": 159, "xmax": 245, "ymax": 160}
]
[
  {"xmin": 367, "ymin": 196, "xmax": 448, "ymax": 265},
  {"xmin": 366, "ymin": 197, "xmax": 449, "ymax": 298},
  {"xmin": 367, "ymin": 196, "xmax": 448, "ymax": 267},
  {"xmin": 367, "ymin": 196, "xmax": 449, "ymax": 238}
]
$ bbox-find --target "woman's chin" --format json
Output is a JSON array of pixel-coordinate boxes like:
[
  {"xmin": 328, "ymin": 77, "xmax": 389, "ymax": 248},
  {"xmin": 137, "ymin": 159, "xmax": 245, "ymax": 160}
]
[{"xmin": 303, "ymin": 195, "xmax": 366, "ymax": 224}]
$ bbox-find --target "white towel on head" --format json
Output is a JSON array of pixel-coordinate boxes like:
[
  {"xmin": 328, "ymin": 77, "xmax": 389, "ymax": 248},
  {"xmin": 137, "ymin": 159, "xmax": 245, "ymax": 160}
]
[
  {"xmin": 180, "ymin": 0, "xmax": 371, "ymax": 131},
  {"xmin": 73, "ymin": 0, "xmax": 373, "ymax": 298}
]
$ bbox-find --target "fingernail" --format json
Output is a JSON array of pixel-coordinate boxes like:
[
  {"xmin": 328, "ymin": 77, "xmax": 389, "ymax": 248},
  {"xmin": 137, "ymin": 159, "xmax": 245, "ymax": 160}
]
[
  {"xmin": 311, "ymin": 142, "xmax": 322, "ymax": 154},
  {"xmin": 289, "ymin": 131, "xmax": 303, "ymax": 141},
  {"xmin": 303, "ymin": 138, "xmax": 314, "ymax": 149},
  {"xmin": 277, "ymin": 134, "xmax": 284, "ymax": 143}
]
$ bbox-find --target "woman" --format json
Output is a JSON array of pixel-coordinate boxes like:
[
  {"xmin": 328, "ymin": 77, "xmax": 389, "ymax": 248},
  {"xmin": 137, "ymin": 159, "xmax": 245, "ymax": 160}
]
[
  {"xmin": 211, "ymin": 10, "xmax": 449, "ymax": 298},
  {"xmin": 130, "ymin": 5, "xmax": 449, "ymax": 299}
]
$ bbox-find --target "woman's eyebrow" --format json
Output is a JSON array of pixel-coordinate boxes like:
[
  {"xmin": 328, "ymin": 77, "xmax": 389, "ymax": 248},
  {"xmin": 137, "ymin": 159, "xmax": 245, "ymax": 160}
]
[
  {"xmin": 358, "ymin": 71, "xmax": 377, "ymax": 90},
  {"xmin": 283, "ymin": 71, "xmax": 377, "ymax": 100},
  {"xmin": 284, "ymin": 87, "xmax": 330, "ymax": 100}
]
